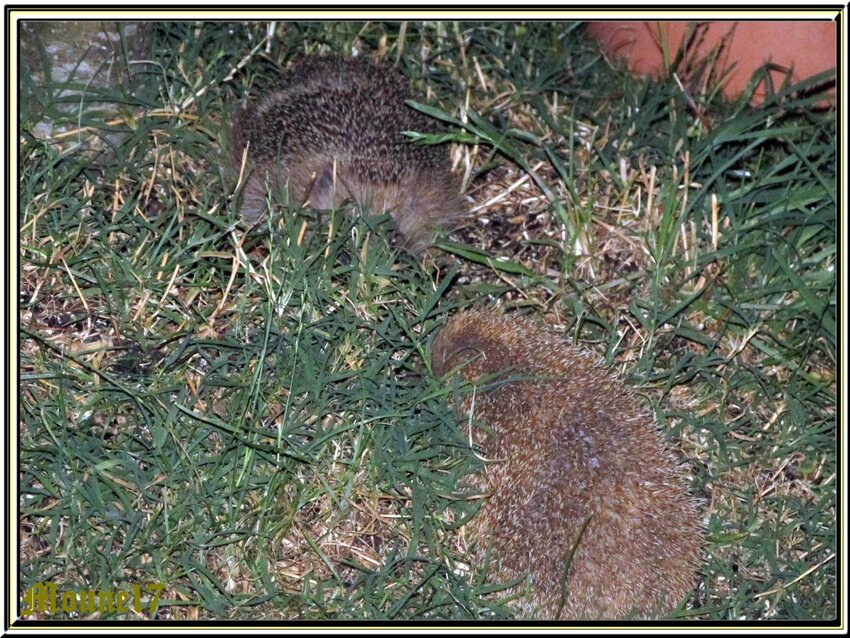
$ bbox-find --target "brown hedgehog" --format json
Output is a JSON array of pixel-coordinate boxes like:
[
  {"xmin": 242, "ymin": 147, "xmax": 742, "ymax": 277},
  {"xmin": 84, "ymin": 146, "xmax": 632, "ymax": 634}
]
[
  {"xmin": 431, "ymin": 309, "xmax": 702, "ymax": 620},
  {"xmin": 229, "ymin": 56, "xmax": 466, "ymax": 249}
]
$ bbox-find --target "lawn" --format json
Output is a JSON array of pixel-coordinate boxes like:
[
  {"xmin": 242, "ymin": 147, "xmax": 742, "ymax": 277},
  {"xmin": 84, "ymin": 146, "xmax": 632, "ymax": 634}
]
[{"xmin": 17, "ymin": 20, "xmax": 837, "ymax": 622}]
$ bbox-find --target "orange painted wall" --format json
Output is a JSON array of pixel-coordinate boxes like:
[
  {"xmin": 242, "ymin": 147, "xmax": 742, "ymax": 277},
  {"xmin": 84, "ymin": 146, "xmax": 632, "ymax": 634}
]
[{"xmin": 586, "ymin": 21, "xmax": 837, "ymax": 102}]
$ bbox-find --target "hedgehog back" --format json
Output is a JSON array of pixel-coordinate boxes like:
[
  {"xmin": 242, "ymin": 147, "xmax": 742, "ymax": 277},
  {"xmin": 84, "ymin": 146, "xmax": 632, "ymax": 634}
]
[{"xmin": 431, "ymin": 309, "xmax": 703, "ymax": 620}]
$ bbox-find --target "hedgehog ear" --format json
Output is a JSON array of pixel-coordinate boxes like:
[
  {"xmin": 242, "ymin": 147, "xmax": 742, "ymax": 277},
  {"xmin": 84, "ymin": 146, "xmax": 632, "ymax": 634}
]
[
  {"xmin": 304, "ymin": 163, "xmax": 336, "ymax": 208},
  {"xmin": 301, "ymin": 162, "xmax": 337, "ymax": 210},
  {"xmin": 314, "ymin": 164, "xmax": 335, "ymax": 196}
]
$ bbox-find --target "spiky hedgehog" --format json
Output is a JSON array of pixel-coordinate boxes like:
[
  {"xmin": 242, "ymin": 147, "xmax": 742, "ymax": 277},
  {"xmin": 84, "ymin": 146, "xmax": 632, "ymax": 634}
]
[
  {"xmin": 431, "ymin": 309, "xmax": 703, "ymax": 620},
  {"xmin": 230, "ymin": 56, "xmax": 465, "ymax": 250}
]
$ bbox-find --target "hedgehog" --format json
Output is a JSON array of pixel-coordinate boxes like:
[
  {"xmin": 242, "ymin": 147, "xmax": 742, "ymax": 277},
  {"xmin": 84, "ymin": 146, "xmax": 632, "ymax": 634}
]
[
  {"xmin": 430, "ymin": 309, "xmax": 703, "ymax": 620},
  {"xmin": 229, "ymin": 55, "xmax": 466, "ymax": 249}
]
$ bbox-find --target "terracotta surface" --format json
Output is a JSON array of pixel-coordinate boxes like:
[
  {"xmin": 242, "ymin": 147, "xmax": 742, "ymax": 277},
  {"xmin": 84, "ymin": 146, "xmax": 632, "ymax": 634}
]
[{"xmin": 586, "ymin": 21, "xmax": 836, "ymax": 102}]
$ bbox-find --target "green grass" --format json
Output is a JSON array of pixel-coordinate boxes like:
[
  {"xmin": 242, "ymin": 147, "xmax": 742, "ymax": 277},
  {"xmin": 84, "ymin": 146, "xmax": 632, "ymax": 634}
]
[{"xmin": 18, "ymin": 20, "xmax": 836, "ymax": 622}]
